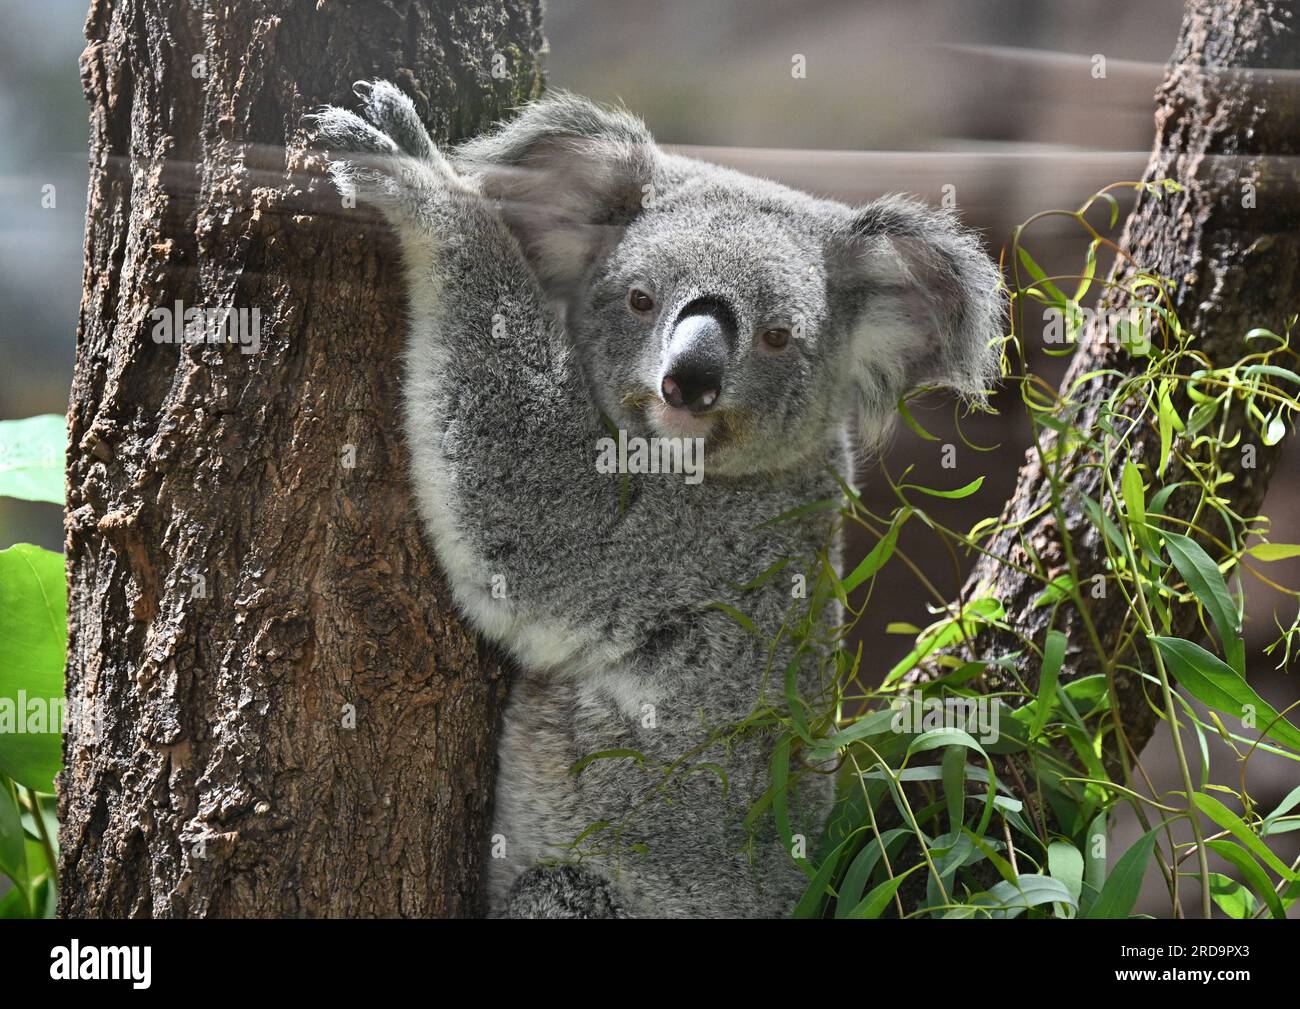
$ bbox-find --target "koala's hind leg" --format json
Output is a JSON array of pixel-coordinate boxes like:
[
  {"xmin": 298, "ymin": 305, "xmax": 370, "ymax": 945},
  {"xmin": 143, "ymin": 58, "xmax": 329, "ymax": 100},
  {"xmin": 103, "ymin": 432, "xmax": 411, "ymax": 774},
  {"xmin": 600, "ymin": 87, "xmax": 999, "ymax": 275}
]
[{"xmin": 502, "ymin": 866, "xmax": 625, "ymax": 919}]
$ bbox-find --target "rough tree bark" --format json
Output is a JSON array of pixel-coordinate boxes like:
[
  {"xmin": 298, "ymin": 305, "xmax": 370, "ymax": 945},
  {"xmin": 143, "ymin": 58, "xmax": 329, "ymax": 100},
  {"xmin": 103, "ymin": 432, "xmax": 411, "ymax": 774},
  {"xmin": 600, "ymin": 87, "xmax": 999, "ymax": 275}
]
[
  {"xmin": 924, "ymin": 0, "xmax": 1299, "ymax": 759},
  {"xmin": 61, "ymin": 0, "xmax": 542, "ymax": 917}
]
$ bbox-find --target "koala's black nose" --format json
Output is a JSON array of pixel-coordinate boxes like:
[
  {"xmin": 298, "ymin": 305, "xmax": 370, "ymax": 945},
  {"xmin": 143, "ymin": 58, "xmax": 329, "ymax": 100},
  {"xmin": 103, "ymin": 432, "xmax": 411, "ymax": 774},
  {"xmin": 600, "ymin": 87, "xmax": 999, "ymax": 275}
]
[
  {"xmin": 662, "ymin": 299, "xmax": 734, "ymax": 414},
  {"xmin": 661, "ymin": 366, "xmax": 721, "ymax": 412}
]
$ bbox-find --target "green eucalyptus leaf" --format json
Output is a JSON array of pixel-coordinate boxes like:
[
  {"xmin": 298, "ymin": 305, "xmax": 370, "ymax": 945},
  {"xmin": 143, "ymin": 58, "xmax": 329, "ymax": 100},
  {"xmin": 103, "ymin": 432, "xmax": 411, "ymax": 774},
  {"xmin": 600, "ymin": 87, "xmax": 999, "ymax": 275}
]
[
  {"xmin": 1151, "ymin": 636, "xmax": 1300, "ymax": 753},
  {"xmin": 1048, "ymin": 840, "xmax": 1084, "ymax": 909},
  {"xmin": 1192, "ymin": 793, "xmax": 1296, "ymax": 880},
  {"xmin": 1208, "ymin": 872, "xmax": 1256, "ymax": 920},
  {"xmin": 843, "ymin": 864, "xmax": 922, "ymax": 919},
  {"xmin": 1162, "ymin": 531, "xmax": 1244, "ymax": 675},
  {"xmin": 0, "ymin": 545, "xmax": 67, "ymax": 792},
  {"xmin": 1086, "ymin": 826, "xmax": 1160, "ymax": 919},
  {"xmin": 1205, "ymin": 840, "xmax": 1285, "ymax": 919},
  {"xmin": 0, "ymin": 415, "xmax": 64, "ymax": 504},
  {"xmin": 0, "ymin": 781, "xmax": 26, "ymax": 884}
]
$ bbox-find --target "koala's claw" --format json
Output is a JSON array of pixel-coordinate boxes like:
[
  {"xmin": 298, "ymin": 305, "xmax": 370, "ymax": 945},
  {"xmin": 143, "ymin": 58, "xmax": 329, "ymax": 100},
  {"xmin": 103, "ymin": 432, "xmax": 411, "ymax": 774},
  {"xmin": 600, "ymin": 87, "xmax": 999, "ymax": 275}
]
[
  {"xmin": 308, "ymin": 105, "xmax": 399, "ymax": 158},
  {"xmin": 348, "ymin": 79, "xmax": 438, "ymax": 163},
  {"xmin": 311, "ymin": 80, "xmax": 464, "ymax": 218}
]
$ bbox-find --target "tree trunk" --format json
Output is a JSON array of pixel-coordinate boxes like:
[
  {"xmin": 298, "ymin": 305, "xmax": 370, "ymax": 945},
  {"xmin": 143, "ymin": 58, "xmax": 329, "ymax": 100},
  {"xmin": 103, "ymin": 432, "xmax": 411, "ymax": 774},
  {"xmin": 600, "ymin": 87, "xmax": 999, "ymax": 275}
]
[
  {"xmin": 61, "ymin": 0, "xmax": 543, "ymax": 918},
  {"xmin": 920, "ymin": 0, "xmax": 1299, "ymax": 761}
]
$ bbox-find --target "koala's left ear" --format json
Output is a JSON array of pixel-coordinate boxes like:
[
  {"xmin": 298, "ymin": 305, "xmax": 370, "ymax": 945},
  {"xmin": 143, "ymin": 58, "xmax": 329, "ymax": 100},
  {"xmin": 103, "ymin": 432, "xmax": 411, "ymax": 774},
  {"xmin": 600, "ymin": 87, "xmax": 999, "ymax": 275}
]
[
  {"xmin": 830, "ymin": 195, "xmax": 1005, "ymax": 443},
  {"xmin": 453, "ymin": 92, "xmax": 661, "ymax": 304}
]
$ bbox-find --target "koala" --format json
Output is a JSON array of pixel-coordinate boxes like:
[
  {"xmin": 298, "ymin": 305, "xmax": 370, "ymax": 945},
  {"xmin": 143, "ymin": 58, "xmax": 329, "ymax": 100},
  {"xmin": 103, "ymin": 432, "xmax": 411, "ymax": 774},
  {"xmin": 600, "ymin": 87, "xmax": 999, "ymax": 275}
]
[{"xmin": 312, "ymin": 82, "xmax": 1002, "ymax": 918}]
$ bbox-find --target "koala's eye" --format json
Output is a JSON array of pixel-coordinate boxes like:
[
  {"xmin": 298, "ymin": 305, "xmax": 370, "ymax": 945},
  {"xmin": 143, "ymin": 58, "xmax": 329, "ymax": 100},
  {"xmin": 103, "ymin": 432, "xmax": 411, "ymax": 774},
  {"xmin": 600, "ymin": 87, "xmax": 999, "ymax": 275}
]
[
  {"xmin": 628, "ymin": 287, "xmax": 655, "ymax": 314},
  {"xmin": 760, "ymin": 327, "xmax": 791, "ymax": 351}
]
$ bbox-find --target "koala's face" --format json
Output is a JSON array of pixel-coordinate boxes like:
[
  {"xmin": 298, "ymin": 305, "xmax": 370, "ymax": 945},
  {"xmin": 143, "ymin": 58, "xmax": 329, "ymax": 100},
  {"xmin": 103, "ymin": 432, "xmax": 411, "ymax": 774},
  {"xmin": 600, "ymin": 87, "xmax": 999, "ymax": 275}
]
[
  {"xmin": 460, "ymin": 95, "xmax": 1003, "ymax": 477},
  {"xmin": 574, "ymin": 182, "xmax": 846, "ymax": 475}
]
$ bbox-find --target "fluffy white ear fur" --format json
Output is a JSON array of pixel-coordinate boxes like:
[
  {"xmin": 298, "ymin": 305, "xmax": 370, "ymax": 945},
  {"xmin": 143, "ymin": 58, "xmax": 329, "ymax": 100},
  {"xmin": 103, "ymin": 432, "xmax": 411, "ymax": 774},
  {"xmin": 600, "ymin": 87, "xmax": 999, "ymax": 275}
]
[
  {"xmin": 453, "ymin": 94, "xmax": 661, "ymax": 304},
  {"xmin": 840, "ymin": 197, "xmax": 1005, "ymax": 449}
]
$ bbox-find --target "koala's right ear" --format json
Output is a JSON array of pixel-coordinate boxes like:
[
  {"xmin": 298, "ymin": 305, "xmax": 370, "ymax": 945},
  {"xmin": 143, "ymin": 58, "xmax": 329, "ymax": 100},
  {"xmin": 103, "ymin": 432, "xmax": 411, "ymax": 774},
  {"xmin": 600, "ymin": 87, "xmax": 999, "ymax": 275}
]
[
  {"xmin": 454, "ymin": 92, "xmax": 661, "ymax": 303},
  {"xmin": 829, "ymin": 195, "xmax": 1006, "ymax": 449}
]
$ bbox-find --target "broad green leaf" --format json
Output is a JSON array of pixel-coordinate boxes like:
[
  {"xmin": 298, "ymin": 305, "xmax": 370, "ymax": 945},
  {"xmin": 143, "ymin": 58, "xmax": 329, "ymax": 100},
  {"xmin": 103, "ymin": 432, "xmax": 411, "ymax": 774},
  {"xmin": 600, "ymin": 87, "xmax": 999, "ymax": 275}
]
[
  {"xmin": 961, "ymin": 827, "xmax": 1018, "ymax": 884},
  {"xmin": 1157, "ymin": 382, "xmax": 1183, "ymax": 477},
  {"xmin": 1073, "ymin": 240, "xmax": 1099, "ymax": 303},
  {"xmin": 1150, "ymin": 636, "xmax": 1300, "ymax": 753},
  {"xmin": 1093, "ymin": 191, "xmax": 1120, "ymax": 228},
  {"xmin": 1208, "ymin": 872, "xmax": 1256, "ymax": 919},
  {"xmin": 792, "ymin": 838, "xmax": 849, "ymax": 918},
  {"xmin": 1246, "ymin": 543, "xmax": 1300, "ymax": 562},
  {"xmin": 983, "ymin": 874, "xmax": 1077, "ymax": 918},
  {"xmin": 1191, "ymin": 793, "xmax": 1296, "ymax": 880},
  {"xmin": 842, "ymin": 509, "xmax": 909, "ymax": 593},
  {"xmin": 0, "ymin": 415, "xmax": 64, "ymax": 504},
  {"xmin": 23, "ymin": 835, "xmax": 48, "ymax": 881},
  {"xmin": 1048, "ymin": 840, "xmax": 1084, "ymax": 908},
  {"xmin": 0, "ymin": 545, "xmax": 67, "ymax": 792},
  {"xmin": 835, "ymin": 828, "xmax": 910, "ymax": 917},
  {"xmin": 32, "ymin": 874, "xmax": 56, "ymax": 918},
  {"xmin": 882, "ymin": 597, "xmax": 1004, "ymax": 688},
  {"xmin": 843, "ymin": 864, "xmax": 922, "ymax": 919},
  {"xmin": 942, "ymin": 745, "xmax": 966, "ymax": 831},
  {"xmin": 1084, "ymin": 812, "xmax": 1108, "ymax": 901},
  {"xmin": 929, "ymin": 833, "xmax": 976, "ymax": 911},
  {"xmin": 1147, "ymin": 482, "xmax": 1183, "ymax": 517},
  {"xmin": 1086, "ymin": 825, "xmax": 1160, "ymax": 919},
  {"xmin": 1162, "ymin": 531, "xmax": 1244, "ymax": 675},
  {"xmin": 1206, "ymin": 840, "xmax": 1285, "ymax": 919},
  {"xmin": 1262, "ymin": 784, "xmax": 1300, "ymax": 836},
  {"xmin": 0, "ymin": 884, "xmax": 30, "ymax": 919},
  {"xmin": 1016, "ymin": 246, "xmax": 1068, "ymax": 307},
  {"xmin": 897, "ymin": 399, "xmax": 939, "ymax": 441},
  {"xmin": 784, "ymin": 653, "xmax": 813, "ymax": 744},
  {"xmin": 837, "ymin": 826, "xmax": 909, "ymax": 915},
  {"xmin": 907, "ymin": 728, "xmax": 988, "ymax": 762},
  {"xmin": 1032, "ymin": 574, "xmax": 1075, "ymax": 608},
  {"xmin": 1121, "ymin": 459, "xmax": 1146, "ymax": 535},
  {"xmin": 811, "ymin": 707, "xmax": 897, "ymax": 758},
  {"xmin": 1186, "ymin": 400, "xmax": 1219, "ymax": 435},
  {"xmin": 1080, "ymin": 494, "xmax": 1127, "ymax": 554},
  {"xmin": 1030, "ymin": 629, "xmax": 1067, "ymax": 737},
  {"xmin": 0, "ymin": 782, "xmax": 25, "ymax": 884}
]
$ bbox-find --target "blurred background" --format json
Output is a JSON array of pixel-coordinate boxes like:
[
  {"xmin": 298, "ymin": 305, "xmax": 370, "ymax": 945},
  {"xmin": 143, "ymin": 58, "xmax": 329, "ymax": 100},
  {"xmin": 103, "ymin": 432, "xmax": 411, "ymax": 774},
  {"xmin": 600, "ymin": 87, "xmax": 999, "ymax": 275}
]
[{"xmin": 0, "ymin": 0, "xmax": 1294, "ymax": 915}]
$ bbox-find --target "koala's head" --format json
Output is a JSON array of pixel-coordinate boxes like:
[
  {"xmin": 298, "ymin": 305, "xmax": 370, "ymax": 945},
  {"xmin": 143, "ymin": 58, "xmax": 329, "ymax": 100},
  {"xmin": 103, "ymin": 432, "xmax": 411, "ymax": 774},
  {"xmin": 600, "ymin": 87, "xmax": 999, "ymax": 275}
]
[{"xmin": 457, "ymin": 93, "xmax": 1004, "ymax": 476}]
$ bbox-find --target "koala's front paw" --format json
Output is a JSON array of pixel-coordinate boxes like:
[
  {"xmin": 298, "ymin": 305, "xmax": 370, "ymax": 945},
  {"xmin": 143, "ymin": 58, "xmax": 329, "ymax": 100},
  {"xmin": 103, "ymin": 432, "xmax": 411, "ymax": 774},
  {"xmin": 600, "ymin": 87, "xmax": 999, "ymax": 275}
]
[
  {"xmin": 311, "ymin": 80, "xmax": 432, "ymax": 159},
  {"xmin": 309, "ymin": 80, "xmax": 461, "ymax": 218},
  {"xmin": 503, "ymin": 866, "xmax": 625, "ymax": 919},
  {"xmin": 348, "ymin": 80, "xmax": 437, "ymax": 163}
]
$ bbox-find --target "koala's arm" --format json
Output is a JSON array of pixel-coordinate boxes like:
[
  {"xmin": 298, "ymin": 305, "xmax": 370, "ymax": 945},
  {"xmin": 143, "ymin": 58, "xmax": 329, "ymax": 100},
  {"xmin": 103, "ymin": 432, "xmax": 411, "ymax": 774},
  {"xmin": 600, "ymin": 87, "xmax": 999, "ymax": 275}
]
[{"xmin": 312, "ymin": 85, "xmax": 637, "ymax": 669}]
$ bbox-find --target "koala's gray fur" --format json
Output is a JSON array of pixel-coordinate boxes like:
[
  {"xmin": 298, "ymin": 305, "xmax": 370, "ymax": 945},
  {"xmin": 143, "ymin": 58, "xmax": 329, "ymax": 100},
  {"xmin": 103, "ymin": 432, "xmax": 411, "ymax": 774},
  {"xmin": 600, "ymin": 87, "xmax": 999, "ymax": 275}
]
[{"xmin": 312, "ymin": 82, "xmax": 1003, "ymax": 918}]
